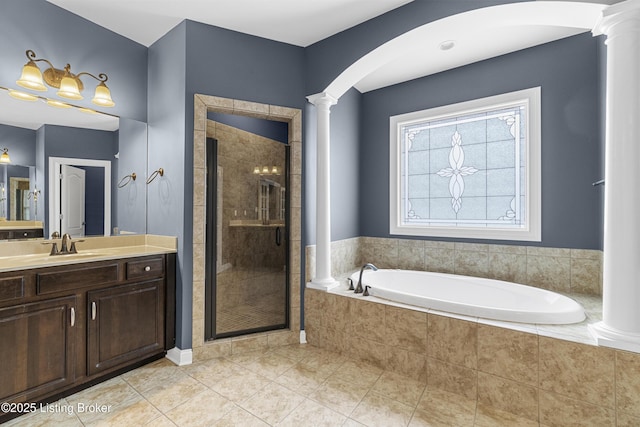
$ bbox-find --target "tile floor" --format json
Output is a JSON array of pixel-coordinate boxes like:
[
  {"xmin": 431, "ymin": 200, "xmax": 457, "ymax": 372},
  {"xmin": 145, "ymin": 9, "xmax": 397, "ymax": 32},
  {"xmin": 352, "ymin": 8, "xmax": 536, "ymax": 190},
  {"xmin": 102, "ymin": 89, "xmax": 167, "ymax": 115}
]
[{"xmin": 5, "ymin": 344, "xmax": 539, "ymax": 427}]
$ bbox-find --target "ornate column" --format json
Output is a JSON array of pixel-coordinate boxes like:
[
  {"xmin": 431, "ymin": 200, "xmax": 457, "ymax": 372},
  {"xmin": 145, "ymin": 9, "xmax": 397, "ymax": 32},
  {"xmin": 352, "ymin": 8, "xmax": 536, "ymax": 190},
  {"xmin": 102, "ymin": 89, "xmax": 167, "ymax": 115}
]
[
  {"xmin": 306, "ymin": 92, "xmax": 339, "ymax": 290},
  {"xmin": 590, "ymin": 0, "xmax": 640, "ymax": 352}
]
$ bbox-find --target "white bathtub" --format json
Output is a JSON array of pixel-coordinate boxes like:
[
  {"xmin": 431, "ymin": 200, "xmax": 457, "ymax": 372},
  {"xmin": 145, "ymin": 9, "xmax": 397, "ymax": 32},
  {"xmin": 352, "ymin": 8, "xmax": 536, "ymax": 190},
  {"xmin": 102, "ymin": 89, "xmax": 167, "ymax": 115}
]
[{"xmin": 349, "ymin": 269, "xmax": 585, "ymax": 324}]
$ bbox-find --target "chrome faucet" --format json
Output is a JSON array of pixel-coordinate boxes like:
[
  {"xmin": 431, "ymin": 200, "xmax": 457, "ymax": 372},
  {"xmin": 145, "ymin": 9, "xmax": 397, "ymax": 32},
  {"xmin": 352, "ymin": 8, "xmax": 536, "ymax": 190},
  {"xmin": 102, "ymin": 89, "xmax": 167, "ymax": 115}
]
[{"xmin": 354, "ymin": 263, "xmax": 378, "ymax": 293}]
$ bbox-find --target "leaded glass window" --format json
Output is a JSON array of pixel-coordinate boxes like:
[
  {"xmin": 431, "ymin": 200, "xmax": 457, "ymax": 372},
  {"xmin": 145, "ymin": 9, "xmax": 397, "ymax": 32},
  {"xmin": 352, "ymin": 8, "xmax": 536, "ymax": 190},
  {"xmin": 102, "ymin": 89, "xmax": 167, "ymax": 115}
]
[{"xmin": 389, "ymin": 88, "xmax": 541, "ymax": 241}]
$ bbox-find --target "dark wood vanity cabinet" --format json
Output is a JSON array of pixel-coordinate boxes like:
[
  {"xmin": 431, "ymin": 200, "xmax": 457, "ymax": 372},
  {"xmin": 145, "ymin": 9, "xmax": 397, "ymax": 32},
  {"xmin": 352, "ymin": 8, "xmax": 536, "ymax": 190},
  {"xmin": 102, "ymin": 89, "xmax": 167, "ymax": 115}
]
[
  {"xmin": 0, "ymin": 296, "xmax": 77, "ymax": 402},
  {"xmin": 0, "ymin": 253, "xmax": 175, "ymax": 419},
  {"xmin": 87, "ymin": 279, "xmax": 164, "ymax": 376}
]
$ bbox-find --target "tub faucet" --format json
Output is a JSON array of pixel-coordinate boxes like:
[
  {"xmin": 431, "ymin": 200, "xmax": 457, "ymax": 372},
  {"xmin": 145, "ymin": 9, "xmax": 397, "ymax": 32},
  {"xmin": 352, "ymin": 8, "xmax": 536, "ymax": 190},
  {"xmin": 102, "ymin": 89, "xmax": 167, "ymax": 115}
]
[{"xmin": 355, "ymin": 263, "xmax": 378, "ymax": 293}]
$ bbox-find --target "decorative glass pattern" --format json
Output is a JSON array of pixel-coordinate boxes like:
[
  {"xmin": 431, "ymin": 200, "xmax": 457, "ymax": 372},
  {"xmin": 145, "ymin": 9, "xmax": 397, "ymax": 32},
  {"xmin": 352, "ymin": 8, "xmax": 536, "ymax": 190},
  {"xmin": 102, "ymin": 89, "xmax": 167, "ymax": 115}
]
[
  {"xmin": 391, "ymin": 88, "xmax": 540, "ymax": 240},
  {"xmin": 398, "ymin": 103, "xmax": 528, "ymax": 230}
]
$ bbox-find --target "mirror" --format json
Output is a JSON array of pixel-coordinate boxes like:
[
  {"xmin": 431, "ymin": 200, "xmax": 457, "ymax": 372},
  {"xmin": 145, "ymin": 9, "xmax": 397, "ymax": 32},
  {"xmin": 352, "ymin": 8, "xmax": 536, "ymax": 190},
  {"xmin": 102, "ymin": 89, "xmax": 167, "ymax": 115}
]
[
  {"xmin": 0, "ymin": 86, "xmax": 147, "ymax": 239},
  {"xmin": 0, "ymin": 164, "xmax": 38, "ymax": 220}
]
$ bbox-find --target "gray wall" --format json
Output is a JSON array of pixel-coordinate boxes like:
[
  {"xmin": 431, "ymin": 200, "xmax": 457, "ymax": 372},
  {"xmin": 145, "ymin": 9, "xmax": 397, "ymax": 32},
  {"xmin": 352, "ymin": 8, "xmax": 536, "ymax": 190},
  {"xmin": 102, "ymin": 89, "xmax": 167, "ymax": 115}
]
[
  {"xmin": 0, "ymin": 0, "xmax": 148, "ymax": 122},
  {"xmin": 115, "ymin": 119, "xmax": 148, "ymax": 234},
  {"xmin": 0, "ymin": 124, "xmax": 36, "ymax": 166},
  {"xmin": 359, "ymin": 33, "xmax": 604, "ymax": 249},
  {"xmin": 147, "ymin": 22, "xmax": 188, "ymax": 348},
  {"xmin": 148, "ymin": 19, "xmax": 307, "ymax": 350}
]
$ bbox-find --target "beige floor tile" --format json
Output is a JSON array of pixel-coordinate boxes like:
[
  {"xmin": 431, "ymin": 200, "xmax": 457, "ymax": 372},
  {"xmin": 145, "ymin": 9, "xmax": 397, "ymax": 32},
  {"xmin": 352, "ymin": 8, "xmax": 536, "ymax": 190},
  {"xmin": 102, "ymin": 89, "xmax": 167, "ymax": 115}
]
[
  {"xmin": 140, "ymin": 373, "xmax": 208, "ymax": 413},
  {"xmin": 350, "ymin": 391, "xmax": 415, "ymax": 427},
  {"xmin": 239, "ymin": 382, "xmax": 305, "ymax": 425},
  {"xmin": 412, "ymin": 388, "xmax": 476, "ymax": 427},
  {"xmin": 278, "ymin": 398, "xmax": 347, "ymax": 426},
  {"xmin": 121, "ymin": 358, "xmax": 181, "ymax": 393},
  {"xmin": 2, "ymin": 398, "xmax": 83, "ymax": 427},
  {"xmin": 372, "ymin": 370, "xmax": 427, "ymax": 407},
  {"xmin": 145, "ymin": 415, "xmax": 177, "ymax": 426},
  {"xmin": 309, "ymin": 375, "xmax": 370, "ymax": 416},
  {"xmin": 185, "ymin": 357, "xmax": 245, "ymax": 387},
  {"xmin": 343, "ymin": 419, "xmax": 368, "ymax": 427},
  {"xmin": 209, "ymin": 368, "xmax": 271, "ymax": 403},
  {"xmin": 66, "ymin": 377, "xmax": 140, "ymax": 410},
  {"xmin": 165, "ymin": 389, "xmax": 234, "ymax": 426},
  {"xmin": 240, "ymin": 351, "xmax": 298, "ymax": 379},
  {"xmin": 83, "ymin": 397, "xmax": 162, "ymax": 427},
  {"xmin": 330, "ymin": 360, "xmax": 383, "ymax": 389},
  {"xmin": 210, "ymin": 406, "xmax": 270, "ymax": 427},
  {"xmin": 275, "ymin": 362, "xmax": 332, "ymax": 395}
]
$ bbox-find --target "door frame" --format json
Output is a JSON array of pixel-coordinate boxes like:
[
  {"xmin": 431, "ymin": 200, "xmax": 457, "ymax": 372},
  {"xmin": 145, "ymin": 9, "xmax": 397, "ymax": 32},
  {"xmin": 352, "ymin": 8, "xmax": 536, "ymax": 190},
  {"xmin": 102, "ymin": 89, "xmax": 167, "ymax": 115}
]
[
  {"xmin": 60, "ymin": 164, "xmax": 86, "ymax": 237},
  {"xmin": 48, "ymin": 157, "xmax": 111, "ymax": 237}
]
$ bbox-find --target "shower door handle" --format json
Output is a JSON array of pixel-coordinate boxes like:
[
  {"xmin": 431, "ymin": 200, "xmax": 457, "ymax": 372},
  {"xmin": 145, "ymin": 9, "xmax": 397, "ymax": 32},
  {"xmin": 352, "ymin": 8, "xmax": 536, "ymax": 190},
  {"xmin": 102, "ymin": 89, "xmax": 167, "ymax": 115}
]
[{"xmin": 275, "ymin": 227, "xmax": 282, "ymax": 246}]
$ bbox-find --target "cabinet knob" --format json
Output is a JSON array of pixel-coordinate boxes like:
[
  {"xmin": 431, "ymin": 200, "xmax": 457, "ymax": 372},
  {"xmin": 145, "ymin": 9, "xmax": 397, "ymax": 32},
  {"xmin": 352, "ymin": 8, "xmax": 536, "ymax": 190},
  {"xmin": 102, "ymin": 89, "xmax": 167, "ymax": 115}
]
[{"xmin": 144, "ymin": 266, "xmax": 151, "ymax": 272}]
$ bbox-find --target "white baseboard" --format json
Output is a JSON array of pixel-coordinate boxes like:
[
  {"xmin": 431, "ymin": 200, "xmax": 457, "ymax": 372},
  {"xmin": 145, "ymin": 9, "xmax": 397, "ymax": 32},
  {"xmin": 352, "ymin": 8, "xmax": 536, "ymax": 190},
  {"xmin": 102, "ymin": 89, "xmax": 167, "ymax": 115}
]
[
  {"xmin": 166, "ymin": 347, "xmax": 193, "ymax": 366},
  {"xmin": 299, "ymin": 330, "xmax": 307, "ymax": 344}
]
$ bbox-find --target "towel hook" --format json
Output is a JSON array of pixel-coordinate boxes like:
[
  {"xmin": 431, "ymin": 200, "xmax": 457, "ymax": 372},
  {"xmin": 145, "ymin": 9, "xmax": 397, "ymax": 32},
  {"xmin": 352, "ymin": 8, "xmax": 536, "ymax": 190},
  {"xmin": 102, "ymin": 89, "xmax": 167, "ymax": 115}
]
[
  {"xmin": 117, "ymin": 173, "xmax": 137, "ymax": 188},
  {"xmin": 146, "ymin": 168, "xmax": 164, "ymax": 184}
]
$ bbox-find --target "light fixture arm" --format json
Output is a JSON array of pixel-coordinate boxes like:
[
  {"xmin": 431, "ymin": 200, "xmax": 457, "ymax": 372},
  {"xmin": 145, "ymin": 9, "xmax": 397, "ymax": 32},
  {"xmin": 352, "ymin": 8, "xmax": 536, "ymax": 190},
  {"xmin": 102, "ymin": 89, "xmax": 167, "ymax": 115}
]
[
  {"xmin": 24, "ymin": 49, "xmax": 56, "ymax": 71},
  {"xmin": 75, "ymin": 71, "xmax": 109, "ymax": 84}
]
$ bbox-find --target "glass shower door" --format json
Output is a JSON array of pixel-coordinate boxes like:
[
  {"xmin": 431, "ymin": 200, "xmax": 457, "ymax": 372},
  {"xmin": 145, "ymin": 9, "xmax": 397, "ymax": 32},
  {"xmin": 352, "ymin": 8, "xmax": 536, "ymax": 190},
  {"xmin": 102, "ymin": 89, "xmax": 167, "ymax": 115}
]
[{"xmin": 205, "ymin": 133, "xmax": 289, "ymax": 340}]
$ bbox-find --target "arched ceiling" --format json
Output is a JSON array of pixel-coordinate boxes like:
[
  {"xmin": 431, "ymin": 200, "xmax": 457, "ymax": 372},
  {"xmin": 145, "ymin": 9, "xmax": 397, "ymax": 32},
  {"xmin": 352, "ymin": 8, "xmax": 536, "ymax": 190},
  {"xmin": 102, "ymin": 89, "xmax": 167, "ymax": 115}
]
[{"xmin": 326, "ymin": 2, "xmax": 609, "ymax": 98}]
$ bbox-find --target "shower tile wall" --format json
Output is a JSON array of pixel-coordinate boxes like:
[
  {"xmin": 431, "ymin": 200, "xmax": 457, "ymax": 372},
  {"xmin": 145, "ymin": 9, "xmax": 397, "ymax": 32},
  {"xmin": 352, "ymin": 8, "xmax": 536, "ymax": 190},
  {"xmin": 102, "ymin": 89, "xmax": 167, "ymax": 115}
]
[
  {"xmin": 305, "ymin": 237, "xmax": 603, "ymax": 295},
  {"xmin": 192, "ymin": 94, "xmax": 303, "ymax": 358},
  {"xmin": 215, "ymin": 122, "xmax": 287, "ymax": 334}
]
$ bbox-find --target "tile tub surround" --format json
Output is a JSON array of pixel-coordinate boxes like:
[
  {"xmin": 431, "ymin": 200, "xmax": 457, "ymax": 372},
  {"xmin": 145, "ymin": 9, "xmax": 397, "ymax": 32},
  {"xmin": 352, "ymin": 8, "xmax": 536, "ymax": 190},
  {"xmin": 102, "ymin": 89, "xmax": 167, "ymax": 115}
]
[
  {"xmin": 192, "ymin": 95, "xmax": 303, "ymax": 358},
  {"xmin": 306, "ymin": 237, "xmax": 603, "ymax": 296},
  {"xmin": 305, "ymin": 288, "xmax": 640, "ymax": 426}
]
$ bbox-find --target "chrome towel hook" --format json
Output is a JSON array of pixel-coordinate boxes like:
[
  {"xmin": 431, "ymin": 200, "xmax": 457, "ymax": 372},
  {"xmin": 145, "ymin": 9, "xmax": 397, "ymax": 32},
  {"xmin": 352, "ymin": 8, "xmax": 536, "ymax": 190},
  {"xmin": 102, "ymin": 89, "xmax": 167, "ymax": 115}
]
[
  {"xmin": 146, "ymin": 168, "xmax": 164, "ymax": 184},
  {"xmin": 117, "ymin": 172, "xmax": 137, "ymax": 188}
]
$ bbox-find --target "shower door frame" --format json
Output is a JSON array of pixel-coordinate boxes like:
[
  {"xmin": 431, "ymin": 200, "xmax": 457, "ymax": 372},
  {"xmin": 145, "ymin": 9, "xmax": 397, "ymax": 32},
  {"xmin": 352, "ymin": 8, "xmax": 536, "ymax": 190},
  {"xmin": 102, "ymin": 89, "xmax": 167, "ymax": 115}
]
[
  {"xmin": 204, "ymin": 135, "xmax": 291, "ymax": 340},
  {"xmin": 192, "ymin": 94, "xmax": 302, "ymax": 356}
]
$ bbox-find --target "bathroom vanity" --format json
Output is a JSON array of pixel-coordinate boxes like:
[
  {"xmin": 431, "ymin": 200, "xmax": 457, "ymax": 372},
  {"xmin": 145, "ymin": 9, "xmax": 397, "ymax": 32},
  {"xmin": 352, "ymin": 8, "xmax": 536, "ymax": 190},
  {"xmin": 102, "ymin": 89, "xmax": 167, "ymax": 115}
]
[{"xmin": 0, "ymin": 236, "xmax": 176, "ymax": 422}]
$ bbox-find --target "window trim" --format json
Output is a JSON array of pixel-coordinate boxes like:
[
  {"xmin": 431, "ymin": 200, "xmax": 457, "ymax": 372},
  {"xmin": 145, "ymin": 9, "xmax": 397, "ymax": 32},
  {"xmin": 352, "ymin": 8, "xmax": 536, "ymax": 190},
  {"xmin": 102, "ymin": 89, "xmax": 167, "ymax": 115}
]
[{"xmin": 389, "ymin": 87, "xmax": 541, "ymax": 241}]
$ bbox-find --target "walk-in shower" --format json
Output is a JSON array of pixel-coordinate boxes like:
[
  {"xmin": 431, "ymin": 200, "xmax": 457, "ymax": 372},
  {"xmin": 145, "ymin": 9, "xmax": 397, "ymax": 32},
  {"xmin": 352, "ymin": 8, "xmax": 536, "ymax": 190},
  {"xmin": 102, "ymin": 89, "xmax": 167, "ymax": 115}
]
[{"xmin": 204, "ymin": 117, "xmax": 289, "ymax": 340}]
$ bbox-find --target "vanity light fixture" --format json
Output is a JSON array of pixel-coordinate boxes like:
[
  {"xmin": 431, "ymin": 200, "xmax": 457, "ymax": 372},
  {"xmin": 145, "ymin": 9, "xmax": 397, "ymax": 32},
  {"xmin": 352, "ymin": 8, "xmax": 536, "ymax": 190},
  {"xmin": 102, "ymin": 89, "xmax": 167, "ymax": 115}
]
[
  {"xmin": 16, "ymin": 50, "xmax": 115, "ymax": 107},
  {"xmin": 252, "ymin": 165, "xmax": 280, "ymax": 175},
  {"xmin": 0, "ymin": 148, "xmax": 11, "ymax": 164}
]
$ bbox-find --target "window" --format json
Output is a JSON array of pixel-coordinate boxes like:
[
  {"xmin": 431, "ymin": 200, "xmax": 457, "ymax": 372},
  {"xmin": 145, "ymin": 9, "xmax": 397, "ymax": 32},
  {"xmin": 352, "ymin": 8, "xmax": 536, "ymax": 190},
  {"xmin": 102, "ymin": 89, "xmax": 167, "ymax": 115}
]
[{"xmin": 389, "ymin": 87, "xmax": 541, "ymax": 241}]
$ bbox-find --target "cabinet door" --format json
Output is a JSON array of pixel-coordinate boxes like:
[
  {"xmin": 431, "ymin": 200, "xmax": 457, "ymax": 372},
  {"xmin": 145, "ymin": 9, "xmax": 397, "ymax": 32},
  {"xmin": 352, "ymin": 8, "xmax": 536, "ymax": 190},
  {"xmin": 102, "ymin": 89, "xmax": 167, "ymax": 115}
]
[
  {"xmin": 87, "ymin": 280, "xmax": 164, "ymax": 376},
  {"xmin": 0, "ymin": 296, "xmax": 76, "ymax": 402}
]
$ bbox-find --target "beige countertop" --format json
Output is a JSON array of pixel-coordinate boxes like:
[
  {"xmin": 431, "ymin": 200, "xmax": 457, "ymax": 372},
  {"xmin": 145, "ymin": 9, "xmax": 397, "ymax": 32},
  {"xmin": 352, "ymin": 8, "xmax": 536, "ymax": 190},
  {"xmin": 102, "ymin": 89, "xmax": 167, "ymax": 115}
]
[{"xmin": 0, "ymin": 234, "xmax": 177, "ymax": 272}]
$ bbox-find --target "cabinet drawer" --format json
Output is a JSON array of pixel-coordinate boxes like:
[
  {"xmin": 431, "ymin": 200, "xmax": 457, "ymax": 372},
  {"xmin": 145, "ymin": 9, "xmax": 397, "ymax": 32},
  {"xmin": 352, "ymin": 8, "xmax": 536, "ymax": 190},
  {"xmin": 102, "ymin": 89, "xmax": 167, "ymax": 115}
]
[
  {"xmin": 0, "ymin": 276, "xmax": 25, "ymax": 303},
  {"xmin": 126, "ymin": 257, "xmax": 164, "ymax": 280},
  {"xmin": 37, "ymin": 264, "xmax": 118, "ymax": 295}
]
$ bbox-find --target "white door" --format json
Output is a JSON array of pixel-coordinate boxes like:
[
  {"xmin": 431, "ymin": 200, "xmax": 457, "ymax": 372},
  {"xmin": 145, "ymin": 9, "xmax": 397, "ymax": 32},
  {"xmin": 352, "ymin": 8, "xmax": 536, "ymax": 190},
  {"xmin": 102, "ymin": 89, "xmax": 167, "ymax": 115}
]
[{"xmin": 61, "ymin": 164, "xmax": 85, "ymax": 237}]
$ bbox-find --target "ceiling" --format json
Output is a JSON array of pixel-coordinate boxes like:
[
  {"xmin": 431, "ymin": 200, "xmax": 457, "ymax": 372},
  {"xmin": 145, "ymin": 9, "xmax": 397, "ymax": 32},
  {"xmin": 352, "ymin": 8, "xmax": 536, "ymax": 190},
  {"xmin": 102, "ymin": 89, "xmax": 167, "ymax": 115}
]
[
  {"xmin": 5, "ymin": 0, "xmax": 611, "ymax": 131},
  {"xmin": 46, "ymin": 0, "xmax": 414, "ymax": 48}
]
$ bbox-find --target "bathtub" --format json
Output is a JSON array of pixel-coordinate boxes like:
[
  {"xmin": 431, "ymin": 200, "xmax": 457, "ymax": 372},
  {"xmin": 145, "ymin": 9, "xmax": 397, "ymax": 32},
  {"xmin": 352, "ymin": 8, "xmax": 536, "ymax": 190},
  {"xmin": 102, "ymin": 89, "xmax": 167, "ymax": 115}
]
[{"xmin": 349, "ymin": 269, "xmax": 585, "ymax": 324}]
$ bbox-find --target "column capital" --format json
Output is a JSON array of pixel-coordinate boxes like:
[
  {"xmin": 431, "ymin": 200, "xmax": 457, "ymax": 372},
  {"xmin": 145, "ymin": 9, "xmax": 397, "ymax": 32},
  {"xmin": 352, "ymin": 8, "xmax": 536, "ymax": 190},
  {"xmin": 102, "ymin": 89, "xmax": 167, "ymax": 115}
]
[
  {"xmin": 306, "ymin": 92, "xmax": 338, "ymax": 107},
  {"xmin": 593, "ymin": 0, "xmax": 640, "ymax": 36}
]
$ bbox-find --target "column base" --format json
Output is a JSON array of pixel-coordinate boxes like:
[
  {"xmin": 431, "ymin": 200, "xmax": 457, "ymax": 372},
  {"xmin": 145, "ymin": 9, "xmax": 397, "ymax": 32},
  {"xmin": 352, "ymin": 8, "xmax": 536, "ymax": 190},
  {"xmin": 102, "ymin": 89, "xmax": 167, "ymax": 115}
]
[
  {"xmin": 306, "ymin": 278, "xmax": 340, "ymax": 291},
  {"xmin": 588, "ymin": 321, "xmax": 640, "ymax": 352}
]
